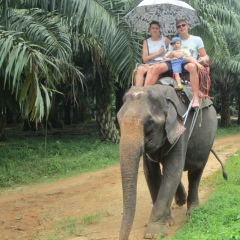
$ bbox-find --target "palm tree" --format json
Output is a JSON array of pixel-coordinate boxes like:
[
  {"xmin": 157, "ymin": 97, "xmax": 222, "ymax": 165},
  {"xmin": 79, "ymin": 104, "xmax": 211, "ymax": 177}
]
[
  {"xmin": 16, "ymin": 0, "xmax": 142, "ymax": 142},
  {"xmin": 0, "ymin": 3, "xmax": 84, "ymax": 140},
  {"xmin": 0, "ymin": 0, "xmax": 142, "ymax": 141}
]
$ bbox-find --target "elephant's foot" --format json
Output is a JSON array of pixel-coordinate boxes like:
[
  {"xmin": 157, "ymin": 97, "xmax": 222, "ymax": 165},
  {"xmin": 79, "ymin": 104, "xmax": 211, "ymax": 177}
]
[
  {"xmin": 186, "ymin": 202, "xmax": 199, "ymax": 216},
  {"xmin": 166, "ymin": 215, "xmax": 174, "ymax": 226},
  {"xmin": 175, "ymin": 183, "xmax": 187, "ymax": 206},
  {"xmin": 144, "ymin": 222, "xmax": 167, "ymax": 239},
  {"xmin": 175, "ymin": 193, "xmax": 187, "ymax": 206}
]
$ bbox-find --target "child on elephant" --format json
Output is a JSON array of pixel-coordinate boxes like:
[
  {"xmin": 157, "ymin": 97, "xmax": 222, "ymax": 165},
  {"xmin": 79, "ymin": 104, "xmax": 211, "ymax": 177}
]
[{"xmin": 163, "ymin": 36, "xmax": 204, "ymax": 91}]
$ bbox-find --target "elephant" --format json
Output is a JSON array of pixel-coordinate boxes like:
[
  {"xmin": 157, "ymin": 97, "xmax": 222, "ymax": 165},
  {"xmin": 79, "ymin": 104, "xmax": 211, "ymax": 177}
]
[{"xmin": 117, "ymin": 83, "xmax": 227, "ymax": 239}]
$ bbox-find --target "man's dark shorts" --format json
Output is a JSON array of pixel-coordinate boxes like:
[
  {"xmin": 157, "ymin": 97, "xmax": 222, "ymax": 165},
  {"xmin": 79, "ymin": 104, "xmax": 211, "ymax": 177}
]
[
  {"xmin": 162, "ymin": 61, "xmax": 189, "ymax": 78},
  {"xmin": 165, "ymin": 61, "xmax": 172, "ymax": 71},
  {"xmin": 166, "ymin": 61, "xmax": 189, "ymax": 72}
]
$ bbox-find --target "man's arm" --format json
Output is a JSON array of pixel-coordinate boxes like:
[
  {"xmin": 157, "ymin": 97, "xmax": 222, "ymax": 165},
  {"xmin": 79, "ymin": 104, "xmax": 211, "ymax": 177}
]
[{"xmin": 197, "ymin": 47, "xmax": 209, "ymax": 65}]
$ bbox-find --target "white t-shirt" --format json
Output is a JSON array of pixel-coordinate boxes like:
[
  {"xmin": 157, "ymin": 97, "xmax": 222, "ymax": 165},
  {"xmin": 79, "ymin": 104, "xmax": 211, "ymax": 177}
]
[
  {"xmin": 147, "ymin": 36, "xmax": 167, "ymax": 62},
  {"xmin": 168, "ymin": 35, "xmax": 204, "ymax": 59}
]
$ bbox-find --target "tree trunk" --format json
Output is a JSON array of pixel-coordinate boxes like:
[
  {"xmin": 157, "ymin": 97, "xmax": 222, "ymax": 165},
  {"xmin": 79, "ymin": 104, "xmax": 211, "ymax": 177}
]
[
  {"xmin": 95, "ymin": 75, "xmax": 119, "ymax": 143},
  {"xmin": 48, "ymin": 93, "xmax": 63, "ymax": 128},
  {"xmin": 238, "ymin": 90, "xmax": 240, "ymax": 125},
  {"xmin": 0, "ymin": 104, "xmax": 6, "ymax": 141},
  {"xmin": 96, "ymin": 101, "xmax": 119, "ymax": 143},
  {"xmin": 219, "ymin": 73, "xmax": 233, "ymax": 127},
  {"xmin": 115, "ymin": 82, "xmax": 127, "ymax": 127},
  {"xmin": 64, "ymin": 98, "xmax": 71, "ymax": 125},
  {"xmin": 72, "ymin": 96, "xmax": 85, "ymax": 124},
  {"xmin": 6, "ymin": 104, "xmax": 14, "ymax": 124},
  {"xmin": 220, "ymin": 88, "xmax": 231, "ymax": 126}
]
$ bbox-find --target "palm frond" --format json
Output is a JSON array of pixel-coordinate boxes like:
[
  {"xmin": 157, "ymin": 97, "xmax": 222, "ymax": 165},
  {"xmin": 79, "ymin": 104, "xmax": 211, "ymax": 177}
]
[
  {"xmin": 9, "ymin": 9, "xmax": 72, "ymax": 61},
  {"xmin": 0, "ymin": 29, "xmax": 84, "ymax": 121},
  {"xmin": 19, "ymin": 0, "xmax": 141, "ymax": 83}
]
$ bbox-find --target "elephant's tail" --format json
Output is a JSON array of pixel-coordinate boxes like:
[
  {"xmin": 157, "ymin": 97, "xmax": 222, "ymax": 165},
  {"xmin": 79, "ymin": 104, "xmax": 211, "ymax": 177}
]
[{"xmin": 210, "ymin": 148, "xmax": 228, "ymax": 180}]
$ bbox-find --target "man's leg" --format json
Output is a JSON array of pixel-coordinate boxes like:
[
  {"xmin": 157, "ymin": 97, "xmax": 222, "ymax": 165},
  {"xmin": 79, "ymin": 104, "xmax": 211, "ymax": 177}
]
[
  {"xmin": 144, "ymin": 63, "xmax": 169, "ymax": 86},
  {"xmin": 134, "ymin": 65, "xmax": 148, "ymax": 86},
  {"xmin": 186, "ymin": 57, "xmax": 203, "ymax": 69},
  {"xmin": 184, "ymin": 63, "xmax": 199, "ymax": 108}
]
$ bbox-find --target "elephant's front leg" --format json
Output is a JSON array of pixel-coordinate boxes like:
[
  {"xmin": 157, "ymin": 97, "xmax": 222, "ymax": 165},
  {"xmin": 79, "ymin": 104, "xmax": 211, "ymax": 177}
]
[
  {"xmin": 143, "ymin": 152, "xmax": 161, "ymax": 204},
  {"xmin": 143, "ymin": 152, "xmax": 175, "ymax": 232},
  {"xmin": 144, "ymin": 152, "xmax": 184, "ymax": 239}
]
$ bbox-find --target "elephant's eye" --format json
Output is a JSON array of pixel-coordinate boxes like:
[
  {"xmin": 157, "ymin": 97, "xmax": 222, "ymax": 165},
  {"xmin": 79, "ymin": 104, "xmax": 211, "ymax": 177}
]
[
  {"xmin": 144, "ymin": 118, "xmax": 155, "ymax": 131},
  {"xmin": 146, "ymin": 117, "xmax": 154, "ymax": 124}
]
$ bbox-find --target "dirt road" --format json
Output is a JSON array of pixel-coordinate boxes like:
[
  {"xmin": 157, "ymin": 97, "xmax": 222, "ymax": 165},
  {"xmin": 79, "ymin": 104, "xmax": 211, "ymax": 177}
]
[{"xmin": 0, "ymin": 135, "xmax": 239, "ymax": 240}]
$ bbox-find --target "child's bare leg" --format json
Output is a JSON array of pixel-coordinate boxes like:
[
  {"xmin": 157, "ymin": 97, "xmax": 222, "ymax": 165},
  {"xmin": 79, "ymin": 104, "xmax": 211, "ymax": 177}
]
[
  {"xmin": 174, "ymin": 73, "xmax": 181, "ymax": 84},
  {"xmin": 174, "ymin": 73, "xmax": 183, "ymax": 91},
  {"xmin": 186, "ymin": 57, "xmax": 203, "ymax": 69}
]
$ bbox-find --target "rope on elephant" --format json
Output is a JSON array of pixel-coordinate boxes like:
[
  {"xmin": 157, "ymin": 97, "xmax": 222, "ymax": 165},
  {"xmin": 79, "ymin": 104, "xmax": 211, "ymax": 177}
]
[
  {"xmin": 188, "ymin": 98, "xmax": 203, "ymax": 140},
  {"xmin": 182, "ymin": 98, "xmax": 203, "ymax": 141},
  {"xmin": 182, "ymin": 99, "xmax": 193, "ymax": 125},
  {"xmin": 198, "ymin": 68, "xmax": 213, "ymax": 99},
  {"xmin": 188, "ymin": 107, "xmax": 200, "ymax": 140}
]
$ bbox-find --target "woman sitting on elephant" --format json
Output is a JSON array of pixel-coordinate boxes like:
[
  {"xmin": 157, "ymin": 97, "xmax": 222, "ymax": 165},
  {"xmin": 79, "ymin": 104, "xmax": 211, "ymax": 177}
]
[{"xmin": 134, "ymin": 21, "xmax": 171, "ymax": 86}]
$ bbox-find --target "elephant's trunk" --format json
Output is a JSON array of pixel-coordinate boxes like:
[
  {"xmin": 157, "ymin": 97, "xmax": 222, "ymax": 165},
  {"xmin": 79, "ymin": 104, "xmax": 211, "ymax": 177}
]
[{"xmin": 119, "ymin": 119, "xmax": 144, "ymax": 240}]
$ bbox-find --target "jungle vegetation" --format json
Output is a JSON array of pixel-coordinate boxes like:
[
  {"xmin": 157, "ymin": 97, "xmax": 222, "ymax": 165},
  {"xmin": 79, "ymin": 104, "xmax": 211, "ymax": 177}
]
[{"xmin": 0, "ymin": 0, "xmax": 240, "ymax": 142}]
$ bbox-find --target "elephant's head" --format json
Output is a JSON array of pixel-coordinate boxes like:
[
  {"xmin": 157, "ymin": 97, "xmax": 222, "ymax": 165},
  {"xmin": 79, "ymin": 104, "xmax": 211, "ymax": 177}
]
[{"xmin": 117, "ymin": 84, "xmax": 186, "ymax": 239}]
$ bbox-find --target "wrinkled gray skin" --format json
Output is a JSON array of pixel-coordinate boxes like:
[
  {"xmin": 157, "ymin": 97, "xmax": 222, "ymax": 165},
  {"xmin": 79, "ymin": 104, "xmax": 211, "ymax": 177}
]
[{"xmin": 117, "ymin": 84, "xmax": 218, "ymax": 239}]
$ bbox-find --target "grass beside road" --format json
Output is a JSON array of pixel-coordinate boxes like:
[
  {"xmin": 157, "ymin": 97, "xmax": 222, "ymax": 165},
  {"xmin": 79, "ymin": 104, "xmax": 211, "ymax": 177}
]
[
  {"xmin": 0, "ymin": 124, "xmax": 239, "ymax": 189},
  {"xmin": 167, "ymin": 124, "xmax": 240, "ymax": 240},
  {"xmin": 167, "ymin": 152, "xmax": 240, "ymax": 240},
  {"xmin": 216, "ymin": 124, "xmax": 240, "ymax": 138},
  {"xmin": 0, "ymin": 133, "xmax": 119, "ymax": 189}
]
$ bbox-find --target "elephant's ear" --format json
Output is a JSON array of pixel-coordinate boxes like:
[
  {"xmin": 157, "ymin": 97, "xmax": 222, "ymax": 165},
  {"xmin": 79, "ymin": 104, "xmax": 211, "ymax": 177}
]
[{"xmin": 165, "ymin": 100, "xmax": 186, "ymax": 144}]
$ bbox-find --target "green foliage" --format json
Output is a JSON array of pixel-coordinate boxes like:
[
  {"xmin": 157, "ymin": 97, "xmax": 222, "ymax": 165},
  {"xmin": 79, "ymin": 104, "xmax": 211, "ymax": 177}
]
[
  {"xmin": 17, "ymin": 0, "xmax": 141, "ymax": 82},
  {"xmin": 188, "ymin": 0, "xmax": 240, "ymax": 73},
  {"xmin": 0, "ymin": 0, "xmax": 143, "ymax": 129},
  {"xmin": 187, "ymin": 0, "xmax": 240, "ymax": 125},
  {"xmin": 0, "ymin": 133, "xmax": 119, "ymax": 188},
  {"xmin": 0, "ymin": 125, "xmax": 239, "ymax": 190},
  {"xmin": 216, "ymin": 124, "xmax": 240, "ymax": 138},
  {"xmin": 167, "ymin": 152, "xmax": 240, "ymax": 240},
  {"xmin": 0, "ymin": 4, "xmax": 84, "ymax": 122}
]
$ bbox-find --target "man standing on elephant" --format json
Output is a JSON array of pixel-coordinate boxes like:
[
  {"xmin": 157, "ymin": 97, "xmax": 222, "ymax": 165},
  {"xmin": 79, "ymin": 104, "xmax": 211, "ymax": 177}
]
[{"xmin": 146, "ymin": 19, "xmax": 209, "ymax": 108}]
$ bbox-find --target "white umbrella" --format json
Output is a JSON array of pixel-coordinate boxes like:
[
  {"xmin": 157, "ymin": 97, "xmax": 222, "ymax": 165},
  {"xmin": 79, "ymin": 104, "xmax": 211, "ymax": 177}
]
[{"xmin": 123, "ymin": 0, "xmax": 200, "ymax": 35}]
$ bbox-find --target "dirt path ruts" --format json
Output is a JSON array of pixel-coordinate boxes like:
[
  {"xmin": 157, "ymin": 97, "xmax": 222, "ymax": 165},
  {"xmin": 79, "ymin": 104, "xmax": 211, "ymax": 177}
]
[{"xmin": 0, "ymin": 135, "xmax": 239, "ymax": 240}]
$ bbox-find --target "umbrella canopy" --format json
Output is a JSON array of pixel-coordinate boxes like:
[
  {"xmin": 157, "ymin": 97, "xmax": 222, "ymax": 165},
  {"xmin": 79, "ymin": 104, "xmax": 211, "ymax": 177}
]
[{"xmin": 123, "ymin": 0, "xmax": 200, "ymax": 35}]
